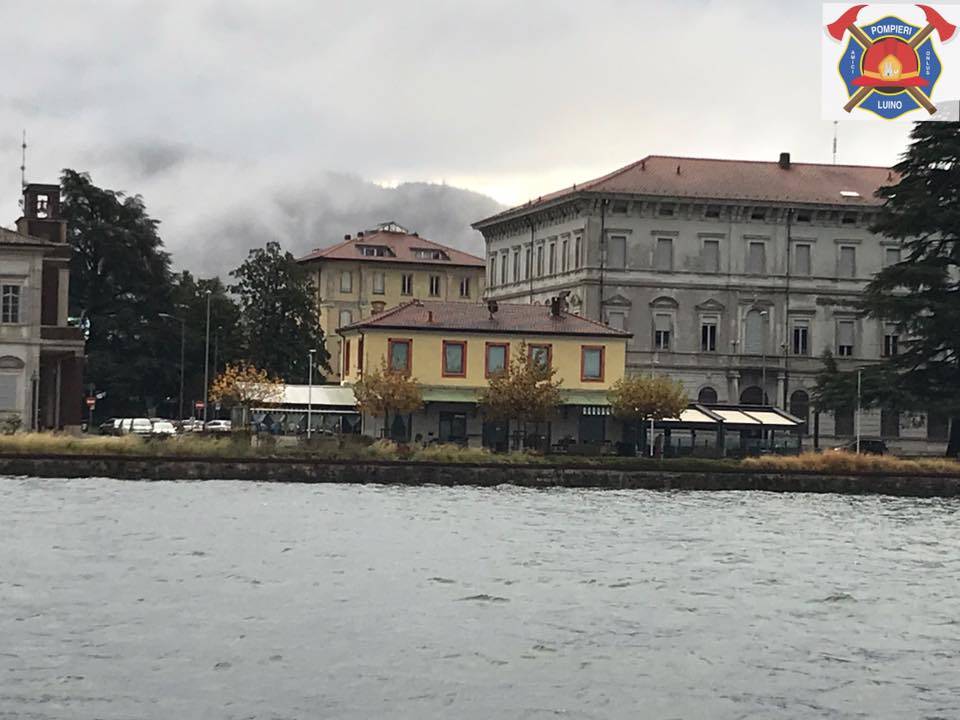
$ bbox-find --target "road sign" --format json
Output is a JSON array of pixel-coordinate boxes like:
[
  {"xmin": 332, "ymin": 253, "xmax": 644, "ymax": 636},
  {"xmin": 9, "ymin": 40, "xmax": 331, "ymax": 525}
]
[
  {"xmin": 85, "ymin": 397, "xmax": 96, "ymax": 409},
  {"xmin": 194, "ymin": 401, "xmax": 205, "ymax": 410}
]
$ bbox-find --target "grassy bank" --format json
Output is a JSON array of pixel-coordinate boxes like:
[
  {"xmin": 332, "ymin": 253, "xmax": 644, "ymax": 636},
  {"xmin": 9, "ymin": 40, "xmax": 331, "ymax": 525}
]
[{"xmin": 0, "ymin": 434, "xmax": 958, "ymax": 476}]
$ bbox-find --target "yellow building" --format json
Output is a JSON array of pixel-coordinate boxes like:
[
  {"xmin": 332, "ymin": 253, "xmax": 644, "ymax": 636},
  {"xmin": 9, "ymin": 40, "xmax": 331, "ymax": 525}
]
[
  {"xmin": 297, "ymin": 222, "xmax": 486, "ymax": 381},
  {"xmin": 337, "ymin": 298, "xmax": 630, "ymax": 447}
]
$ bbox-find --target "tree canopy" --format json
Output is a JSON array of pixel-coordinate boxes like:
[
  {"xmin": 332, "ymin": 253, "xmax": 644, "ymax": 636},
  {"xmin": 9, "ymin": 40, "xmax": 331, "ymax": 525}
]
[
  {"xmin": 608, "ymin": 374, "xmax": 687, "ymax": 423},
  {"xmin": 230, "ymin": 241, "xmax": 329, "ymax": 384},
  {"xmin": 814, "ymin": 123, "xmax": 960, "ymax": 455},
  {"xmin": 352, "ymin": 359, "xmax": 423, "ymax": 435}
]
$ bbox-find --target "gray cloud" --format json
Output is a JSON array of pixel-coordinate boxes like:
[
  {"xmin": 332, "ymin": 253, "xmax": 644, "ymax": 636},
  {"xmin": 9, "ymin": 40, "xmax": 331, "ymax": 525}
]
[{"xmin": 0, "ymin": 0, "xmax": 914, "ymax": 275}]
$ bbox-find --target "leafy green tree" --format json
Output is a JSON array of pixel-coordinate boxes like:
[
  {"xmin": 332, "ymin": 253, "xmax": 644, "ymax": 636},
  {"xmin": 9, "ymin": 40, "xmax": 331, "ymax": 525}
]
[
  {"xmin": 61, "ymin": 169, "xmax": 177, "ymax": 417},
  {"xmin": 352, "ymin": 358, "xmax": 423, "ymax": 440},
  {"xmin": 169, "ymin": 271, "xmax": 243, "ymax": 416},
  {"xmin": 814, "ymin": 123, "xmax": 960, "ymax": 455},
  {"xmin": 230, "ymin": 241, "xmax": 330, "ymax": 383}
]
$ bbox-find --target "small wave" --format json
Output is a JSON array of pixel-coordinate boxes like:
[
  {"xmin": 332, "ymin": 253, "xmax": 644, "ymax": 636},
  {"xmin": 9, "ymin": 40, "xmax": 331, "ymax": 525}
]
[
  {"xmin": 428, "ymin": 576, "xmax": 456, "ymax": 584},
  {"xmin": 816, "ymin": 592, "xmax": 857, "ymax": 603},
  {"xmin": 458, "ymin": 594, "xmax": 509, "ymax": 603}
]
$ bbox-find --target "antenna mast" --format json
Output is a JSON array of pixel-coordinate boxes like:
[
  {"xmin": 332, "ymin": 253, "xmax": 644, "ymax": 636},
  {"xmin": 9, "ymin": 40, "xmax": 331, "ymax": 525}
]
[
  {"xmin": 832, "ymin": 121, "xmax": 838, "ymax": 165},
  {"xmin": 20, "ymin": 130, "xmax": 27, "ymax": 188}
]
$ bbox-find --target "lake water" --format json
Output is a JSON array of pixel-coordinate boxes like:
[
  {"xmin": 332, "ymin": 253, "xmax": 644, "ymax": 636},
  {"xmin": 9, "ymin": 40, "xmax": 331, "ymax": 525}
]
[{"xmin": 1, "ymin": 477, "xmax": 958, "ymax": 719}]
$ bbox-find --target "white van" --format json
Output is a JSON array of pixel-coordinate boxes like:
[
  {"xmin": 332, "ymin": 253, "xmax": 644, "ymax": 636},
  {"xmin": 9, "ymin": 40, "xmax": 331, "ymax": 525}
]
[{"xmin": 119, "ymin": 418, "xmax": 153, "ymax": 436}]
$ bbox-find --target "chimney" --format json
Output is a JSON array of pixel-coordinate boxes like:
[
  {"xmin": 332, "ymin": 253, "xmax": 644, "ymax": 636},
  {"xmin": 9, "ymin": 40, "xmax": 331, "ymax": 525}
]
[
  {"xmin": 778, "ymin": 152, "xmax": 791, "ymax": 170},
  {"xmin": 344, "ymin": 234, "xmax": 351, "ymax": 241},
  {"xmin": 357, "ymin": 231, "xmax": 364, "ymax": 238},
  {"xmin": 550, "ymin": 296, "xmax": 562, "ymax": 317}
]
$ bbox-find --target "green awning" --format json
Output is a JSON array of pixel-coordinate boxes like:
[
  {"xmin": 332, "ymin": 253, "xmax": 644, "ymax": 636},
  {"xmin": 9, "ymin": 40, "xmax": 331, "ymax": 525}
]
[
  {"xmin": 420, "ymin": 387, "xmax": 610, "ymax": 406},
  {"xmin": 421, "ymin": 387, "xmax": 479, "ymax": 403}
]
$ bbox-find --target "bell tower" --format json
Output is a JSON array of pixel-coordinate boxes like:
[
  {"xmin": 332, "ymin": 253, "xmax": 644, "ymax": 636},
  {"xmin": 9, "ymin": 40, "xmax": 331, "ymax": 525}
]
[{"xmin": 16, "ymin": 183, "xmax": 66, "ymax": 244}]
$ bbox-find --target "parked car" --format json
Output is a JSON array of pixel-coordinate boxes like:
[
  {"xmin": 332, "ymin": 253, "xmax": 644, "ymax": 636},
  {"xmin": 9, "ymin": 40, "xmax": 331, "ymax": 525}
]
[
  {"xmin": 205, "ymin": 420, "xmax": 232, "ymax": 433},
  {"xmin": 119, "ymin": 418, "xmax": 154, "ymax": 436},
  {"xmin": 150, "ymin": 420, "xmax": 177, "ymax": 437},
  {"xmin": 99, "ymin": 418, "xmax": 122, "ymax": 436},
  {"xmin": 830, "ymin": 438, "xmax": 888, "ymax": 455},
  {"xmin": 179, "ymin": 418, "xmax": 205, "ymax": 433}
]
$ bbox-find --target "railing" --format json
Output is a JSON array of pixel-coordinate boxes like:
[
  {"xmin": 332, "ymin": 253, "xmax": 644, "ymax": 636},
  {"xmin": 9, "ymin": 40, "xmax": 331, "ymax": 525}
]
[{"xmin": 40, "ymin": 326, "xmax": 85, "ymax": 342}]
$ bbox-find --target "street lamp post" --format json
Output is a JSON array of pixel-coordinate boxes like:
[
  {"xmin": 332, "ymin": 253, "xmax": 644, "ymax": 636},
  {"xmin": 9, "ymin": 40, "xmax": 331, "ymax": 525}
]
[
  {"xmin": 159, "ymin": 312, "xmax": 186, "ymax": 421},
  {"xmin": 203, "ymin": 290, "xmax": 212, "ymax": 426},
  {"xmin": 307, "ymin": 349, "xmax": 316, "ymax": 440},
  {"xmin": 856, "ymin": 369, "xmax": 862, "ymax": 454}
]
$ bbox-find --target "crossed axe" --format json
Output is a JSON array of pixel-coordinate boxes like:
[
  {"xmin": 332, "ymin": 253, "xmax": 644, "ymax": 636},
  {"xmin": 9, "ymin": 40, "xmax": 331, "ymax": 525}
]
[{"xmin": 827, "ymin": 4, "xmax": 956, "ymax": 114}]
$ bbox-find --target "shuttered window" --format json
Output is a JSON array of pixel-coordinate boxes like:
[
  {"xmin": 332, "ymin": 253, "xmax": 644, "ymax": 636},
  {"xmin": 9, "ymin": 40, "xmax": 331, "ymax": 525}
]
[
  {"xmin": 838, "ymin": 246, "xmax": 856, "ymax": 278},
  {"xmin": 0, "ymin": 374, "xmax": 16, "ymax": 410},
  {"xmin": 654, "ymin": 313, "xmax": 672, "ymax": 350},
  {"xmin": 607, "ymin": 236, "xmax": 626, "ymax": 269},
  {"xmin": 654, "ymin": 238, "xmax": 673, "ymax": 271},
  {"xmin": 701, "ymin": 240, "xmax": 719, "ymax": 273},
  {"xmin": 746, "ymin": 241, "xmax": 766, "ymax": 274},
  {"xmin": 794, "ymin": 244, "xmax": 811, "ymax": 276},
  {"xmin": 837, "ymin": 320, "xmax": 855, "ymax": 356}
]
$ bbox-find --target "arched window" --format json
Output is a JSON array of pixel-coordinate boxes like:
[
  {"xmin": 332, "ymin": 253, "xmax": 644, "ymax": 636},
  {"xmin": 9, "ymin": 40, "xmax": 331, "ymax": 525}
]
[
  {"xmin": 740, "ymin": 386, "xmax": 766, "ymax": 405},
  {"xmin": 744, "ymin": 309, "xmax": 765, "ymax": 355},
  {"xmin": 698, "ymin": 386, "xmax": 718, "ymax": 404},
  {"xmin": 790, "ymin": 390, "xmax": 810, "ymax": 433}
]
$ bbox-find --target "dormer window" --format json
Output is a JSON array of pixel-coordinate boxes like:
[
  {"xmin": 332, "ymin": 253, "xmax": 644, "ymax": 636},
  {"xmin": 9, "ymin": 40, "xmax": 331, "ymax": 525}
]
[
  {"xmin": 357, "ymin": 244, "xmax": 394, "ymax": 257},
  {"xmin": 413, "ymin": 248, "xmax": 450, "ymax": 261}
]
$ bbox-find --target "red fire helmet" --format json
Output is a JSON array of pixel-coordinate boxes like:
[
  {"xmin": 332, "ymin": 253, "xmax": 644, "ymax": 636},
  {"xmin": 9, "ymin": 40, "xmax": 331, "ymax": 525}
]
[{"xmin": 853, "ymin": 37, "xmax": 928, "ymax": 87}]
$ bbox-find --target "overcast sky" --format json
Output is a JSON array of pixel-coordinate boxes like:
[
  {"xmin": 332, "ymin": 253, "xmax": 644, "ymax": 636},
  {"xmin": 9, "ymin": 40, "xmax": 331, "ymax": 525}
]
[{"xmin": 0, "ymin": 0, "xmax": 912, "ymax": 275}]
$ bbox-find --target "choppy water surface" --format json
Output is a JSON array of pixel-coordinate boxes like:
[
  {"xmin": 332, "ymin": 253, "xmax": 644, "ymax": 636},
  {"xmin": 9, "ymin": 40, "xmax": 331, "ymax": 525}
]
[{"xmin": 1, "ymin": 478, "xmax": 959, "ymax": 719}]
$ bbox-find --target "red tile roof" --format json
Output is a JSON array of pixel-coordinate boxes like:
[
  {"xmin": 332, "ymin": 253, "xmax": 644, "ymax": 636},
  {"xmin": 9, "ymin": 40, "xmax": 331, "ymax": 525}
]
[
  {"xmin": 339, "ymin": 300, "xmax": 631, "ymax": 338},
  {"xmin": 474, "ymin": 155, "xmax": 896, "ymax": 227},
  {"xmin": 0, "ymin": 226, "xmax": 62, "ymax": 247},
  {"xmin": 297, "ymin": 224, "xmax": 484, "ymax": 267}
]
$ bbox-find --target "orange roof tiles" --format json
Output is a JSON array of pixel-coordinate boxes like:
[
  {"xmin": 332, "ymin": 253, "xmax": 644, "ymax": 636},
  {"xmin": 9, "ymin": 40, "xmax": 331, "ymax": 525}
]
[
  {"xmin": 475, "ymin": 155, "xmax": 896, "ymax": 227},
  {"xmin": 339, "ymin": 300, "xmax": 631, "ymax": 338},
  {"xmin": 297, "ymin": 226, "xmax": 484, "ymax": 267}
]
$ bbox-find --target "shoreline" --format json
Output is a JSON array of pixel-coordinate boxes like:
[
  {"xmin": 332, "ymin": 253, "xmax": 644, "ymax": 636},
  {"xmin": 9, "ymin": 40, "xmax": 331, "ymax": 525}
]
[{"xmin": 2, "ymin": 453, "xmax": 959, "ymax": 497}]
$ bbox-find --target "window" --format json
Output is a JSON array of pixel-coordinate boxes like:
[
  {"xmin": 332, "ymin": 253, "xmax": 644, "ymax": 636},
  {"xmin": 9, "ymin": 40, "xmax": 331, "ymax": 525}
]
[
  {"xmin": 344, "ymin": 339, "xmax": 351, "ymax": 375},
  {"xmin": 883, "ymin": 325, "xmax": 899, "ymax": 357},
  {"xmin": 792, "ymin": 320, "xmax": 809, "ymax": 356},
  {"xmin": 358, "ymin": 245, "xmax": 393, "ymax": 257},
  {"xmin": 574, "ymin": 235, "xmax": 582, "ymax": 268},
  {"xmin": 658, "ymin": 203, "xmax": 675, "ymax": 217},
  {"xmin": 442, "ymin": 340, "xmax": 466, "ymax": 377},
  {"xmin": 746, "ymin": 241, "xmax": 766, "ymax": 274},
  {"xmin": 884, "ymin": 247, "xmax": 901, "ymax": 268},
  {"xmin": 529, "ymin": 344, "xmax": 551, "ymax": 370},
  {"xmin": 705, "ymin": 205, "xmax": 721, "ymax": 219},
  {"xmin": 438, "ymin": 411, "xmax": 467, "ymax": 443},
  {"xmin": 459, "ymin": 277, "xmax": 470, "ymax": 298},
  {"xmin": 698, "ymin": 387, "xmax": 718, "ymax": 404},
  {"xmin": 401, "ymin": 274, "xmax": 413, "ymax": 296},
  {"xmin": 838, "ymin": 246, "xmax": 856, "ymax": 278},
  {"xmin": 700, "ymin": 317, "xmax": 718, "ymax": 352},
  {"xmin": 489, "ymin": 256, "xmax": 496, "ymax": 286},
  {"xmin": 837, "ymin": 320, "xmax": 855, "ymax": 357},
  {"xmin": 429, "ymin": 275, "xmax": 441, "ymax": 296},
  {"xmin": 536, "ymin": 245, "xmax": 544, "ymax": 276},
  {"xmin": 835, "ymin": 407, "xmax": 854, "ymax": 436},
  {"xmin": 750, "ymin": 208, "xmax": 766, "ymax": 221},
  {"xmin": 548, "ymin": 242, "xmax": 556, "ymax": 274},
  {"xmin": 701, "ymin": 239, "xmax": 720, "ymax": 273},
  {"xmin": 372, "ymin": 272, "xmax": 385, "ymax": 295},
  {"xmin": 881, "ymin": 409, "xmax": 900, "ymax": 438},
  {"xmin": 581, "ymin": 346, "xmax": 604, "ymax": 381},
  {"xmin": 512, "ymin": 248, "xmax": 520, "ymax": 282},
  {"xmin": 338, "ymin": 309, "xmax": 353, "ymax": 328},
  {"xmin": 500, "ymin": 253, "xmax": 508, "ymax": 284},
  {"xmin": 744, "ymin": 309, "xmax": 766, "ymax": 355},
  {"xmin": 607, "ymin": 311, "xmax": 626, "ymax": 331},
  {"xmin": 794, "ymin": 243, "xmax": 811, "ymax": 276},
  {"xmin": 339, "ymin": 271, "xmax": 352, "ymax": 293},
  {"xmin": 928, "ymin": 412, "xmax": 950, "ymax": 442},
  {"xmin": 0, "ymin": 374, "xmax": 16, "ymax": 410},
  {"xmin": 796, "ymin": 211, "xmax": 811, "ymax": 223},
  {"xmin": 525, "ymin": 246, "xmax": 532, "ymax": 279},
  {"xmin": 790, "ymin": 390, "xmax": 810, "ymax": 433},
  {"xmin": 1, "ymin": 285, "xmax": 21, "ymax": 324},
  {"xmin": 388, "ymin": 339, "xmax": 412, "ymax": 373},
  {"xmin": 654, "ymin": 313, "xmax": 672, "ymax": 350},
  {"xmin": 485, "ymin": 343, "xmax": 509, "ymax": 377},
  {"xmin": 561, "ymin": 239, "xmax": 568, "ymax": 272},
  {"xmin": 611, "ymin": 200, "xmax": 628, "ymax": 214},
  {"xmin": 413, "ymin": 248, "xmax": 449, "ymax": 260},
  {"xmin": 654, "ymin": 237, "xmax": 673, "ymax": 271},
  {"xmin": 607, "ymin": 236, "xmax": 626, "ymax": 269}
]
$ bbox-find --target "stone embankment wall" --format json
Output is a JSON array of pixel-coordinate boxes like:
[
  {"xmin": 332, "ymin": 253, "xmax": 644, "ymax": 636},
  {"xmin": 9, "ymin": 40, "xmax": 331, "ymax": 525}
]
[{"xmin": 1, "ymin": 454, "xmax": 959, "ymax": 498}]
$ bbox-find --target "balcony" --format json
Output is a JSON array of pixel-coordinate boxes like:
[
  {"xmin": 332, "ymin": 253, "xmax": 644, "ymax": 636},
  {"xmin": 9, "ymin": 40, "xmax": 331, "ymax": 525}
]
[{"xmin": 40, "ymin": 325, "xmax": 85, "ymax": 343}]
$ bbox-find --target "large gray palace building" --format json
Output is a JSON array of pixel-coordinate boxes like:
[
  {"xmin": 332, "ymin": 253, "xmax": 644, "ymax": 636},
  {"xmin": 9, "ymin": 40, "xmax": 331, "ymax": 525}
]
[{"xmin": 475, "ymin": 153, "xmax": 948, "ymax": 455}]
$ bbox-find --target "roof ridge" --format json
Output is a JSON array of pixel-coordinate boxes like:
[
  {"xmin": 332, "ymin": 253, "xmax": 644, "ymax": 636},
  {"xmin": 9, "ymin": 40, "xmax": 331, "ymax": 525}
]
[
  {"xmin": 341, "ymin": 299, "xmax": 419, "ymax": 331},
  {"xmin": 643, "ymin": 154, "xmax": 891, "ymax": 170}
]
